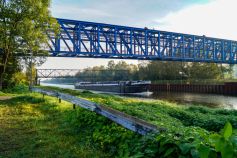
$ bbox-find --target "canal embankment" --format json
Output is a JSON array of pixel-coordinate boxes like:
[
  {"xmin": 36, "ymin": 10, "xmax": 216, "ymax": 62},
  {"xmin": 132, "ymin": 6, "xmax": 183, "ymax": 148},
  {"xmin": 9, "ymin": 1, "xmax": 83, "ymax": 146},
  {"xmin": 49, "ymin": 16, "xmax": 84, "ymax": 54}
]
[
  {"xmin": 1, "ymin": 85, "xmax": 236, "ymax": 157},
  {"xmin": 41, "ymin": 82, "xmax": 237, "ymax": 109}
]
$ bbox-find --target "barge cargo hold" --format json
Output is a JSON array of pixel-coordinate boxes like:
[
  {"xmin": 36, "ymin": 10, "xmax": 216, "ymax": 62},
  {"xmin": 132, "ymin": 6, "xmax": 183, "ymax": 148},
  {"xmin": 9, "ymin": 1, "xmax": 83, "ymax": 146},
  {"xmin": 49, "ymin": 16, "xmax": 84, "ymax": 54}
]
[{"xmin": 74, "ymin": 81, "xmax": 151, "ymax": 93}]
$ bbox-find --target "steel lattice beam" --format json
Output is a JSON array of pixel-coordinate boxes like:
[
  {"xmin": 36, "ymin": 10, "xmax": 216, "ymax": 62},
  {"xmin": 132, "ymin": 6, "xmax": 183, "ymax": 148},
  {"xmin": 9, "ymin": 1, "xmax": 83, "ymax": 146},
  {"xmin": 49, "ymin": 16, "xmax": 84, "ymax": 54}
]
[
  {"xmin": 45, "ymin": 18, "xmax": 237, "ymax": 64},
  {"xmin": 36, "ymin": 69, "xmax": 130, "ymax": 78},
  {"xmin": 37, "ymin": 69, "xmax": 80, "ymax": 78}
]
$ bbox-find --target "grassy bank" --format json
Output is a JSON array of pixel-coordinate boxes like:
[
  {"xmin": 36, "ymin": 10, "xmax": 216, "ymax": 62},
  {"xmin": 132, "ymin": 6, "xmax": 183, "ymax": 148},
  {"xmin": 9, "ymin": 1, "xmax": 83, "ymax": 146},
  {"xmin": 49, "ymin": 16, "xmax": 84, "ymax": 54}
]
[
  {"xmin": 0, "ymin": 86, "xmax": 237, "ymax": 157},
  {"xmin": 0, "ymin": 93, "xmax": 112, "ymax": 157},
  {"xmin": 39, "ymin": 86, "xmax": 237, "ymax": 132}
]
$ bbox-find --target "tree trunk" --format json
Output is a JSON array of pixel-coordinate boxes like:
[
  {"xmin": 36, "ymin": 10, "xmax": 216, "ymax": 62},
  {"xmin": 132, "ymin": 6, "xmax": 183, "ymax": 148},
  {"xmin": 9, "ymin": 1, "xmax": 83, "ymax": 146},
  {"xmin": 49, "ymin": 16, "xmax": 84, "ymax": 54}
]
[
  {"xmin": 0, "ymin": 76, "xmax": 2, "ymax": 90},
  {"xmin": 0, "ymin": 66, "xmax": 4, "ymax": 90},
  {"xmin": 0, "ymin": 50, "xmax": 9, "ymax": 90}
]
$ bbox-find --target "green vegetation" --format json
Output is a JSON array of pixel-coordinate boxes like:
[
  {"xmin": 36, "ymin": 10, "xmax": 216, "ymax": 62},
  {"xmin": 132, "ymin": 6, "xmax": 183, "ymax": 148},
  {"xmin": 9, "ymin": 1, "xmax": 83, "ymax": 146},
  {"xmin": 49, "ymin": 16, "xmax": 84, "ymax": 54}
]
[
  {"xmin": 75, "ymin": 60, "xmax": 138, "ymax": 81},
  {"xmin": 1, "ymin": 85, "xmax": 237, "ymax": 158},
  {"xmin": 78, "ymin": 61, "xmax": 234, "ymax": 83},
  {"xmin": 32, "ymin": 86, "xmax": 237, "ymax": 158},
  {"xmin": 0, "ymin": 0, "xmax": 236, "ymax": 156},
  {"xmin": 0, "ymin": 0, "xmax": 59, "ymax": 89},
  {"xmin": 3, "ymin": 84, "xmax": 29, "ymax": 94},
  {"xmin": 0, "ymin": 93, "xmax": 111, "ymax": 157},
  {"xmin": 46, "ymin": 60, "xmax": 234, "ymax": 85}
]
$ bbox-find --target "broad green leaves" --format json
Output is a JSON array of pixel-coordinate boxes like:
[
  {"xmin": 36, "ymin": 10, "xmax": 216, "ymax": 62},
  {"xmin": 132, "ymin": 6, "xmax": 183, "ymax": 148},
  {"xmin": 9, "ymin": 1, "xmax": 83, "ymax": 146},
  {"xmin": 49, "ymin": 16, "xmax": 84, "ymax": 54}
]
[
  {"xmin": 39, "ymin": 86, "xmax": 237, "ymax": 158},
  {"xmin": 198, "ymin": 144, "xmax": 210, "ymax": 158},
  {"xmin": 179, "ymin": 143, "xmax": 194, "ymax": 155},
  {"xmin": 223, "ymin": 122, "xmax": 232, "ymax": 140},
  {"xmin": 207, "ymin": 122, "xmax": 235, "ymax": 158},
  {"xmin": 157, "ymin": 122, "xmax": 236, "ymax": 158}
]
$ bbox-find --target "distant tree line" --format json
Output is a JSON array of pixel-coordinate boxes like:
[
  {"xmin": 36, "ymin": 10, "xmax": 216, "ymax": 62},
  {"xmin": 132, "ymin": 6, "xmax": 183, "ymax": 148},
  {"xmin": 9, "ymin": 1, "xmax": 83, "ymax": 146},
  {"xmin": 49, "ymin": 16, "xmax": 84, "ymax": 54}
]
[
  {"xmin": 138, "ymin": 61, "xmax": 234, "ymax": 84},
  {"xmin": 75, "ymin": 61, "xmax": 138, "ymax": 82},
  {"xmin": 46, "ymin": 60, "xmax": 234, "ymax": 84}
]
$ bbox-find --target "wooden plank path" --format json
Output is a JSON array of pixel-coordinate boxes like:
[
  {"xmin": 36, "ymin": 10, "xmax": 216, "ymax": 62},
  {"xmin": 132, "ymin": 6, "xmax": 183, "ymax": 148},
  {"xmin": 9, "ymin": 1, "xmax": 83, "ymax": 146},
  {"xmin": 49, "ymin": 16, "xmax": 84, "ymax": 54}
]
[{"xmin": 32, "ymin": 87, "xmax": 165, "ymax": 135}]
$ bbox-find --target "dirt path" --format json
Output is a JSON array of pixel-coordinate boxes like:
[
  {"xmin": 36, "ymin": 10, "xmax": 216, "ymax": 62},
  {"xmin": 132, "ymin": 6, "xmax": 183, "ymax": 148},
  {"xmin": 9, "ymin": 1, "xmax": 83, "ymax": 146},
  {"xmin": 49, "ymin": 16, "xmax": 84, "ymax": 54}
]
[{"xmin": 0, "ymin": 96, "xmax": 12, "ymax": 101}]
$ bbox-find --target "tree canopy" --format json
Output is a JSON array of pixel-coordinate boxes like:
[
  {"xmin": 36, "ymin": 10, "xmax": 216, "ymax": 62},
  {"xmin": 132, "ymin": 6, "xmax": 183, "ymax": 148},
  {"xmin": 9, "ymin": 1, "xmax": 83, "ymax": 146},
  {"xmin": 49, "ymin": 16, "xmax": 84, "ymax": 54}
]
[
  {"xmin": 75, "ymin": 61, "xmax": 138, "ymax": 82},
  {"xmin": 72, "ymin": 60, "xmax": 234, "ymax": 84},
  {"xmin": 139, "ymin": 61, "xmax": 233, "ymax": 83},
  {"xmin": 0, "ymin": 0, "xmax": 59, "ymax": 89}
]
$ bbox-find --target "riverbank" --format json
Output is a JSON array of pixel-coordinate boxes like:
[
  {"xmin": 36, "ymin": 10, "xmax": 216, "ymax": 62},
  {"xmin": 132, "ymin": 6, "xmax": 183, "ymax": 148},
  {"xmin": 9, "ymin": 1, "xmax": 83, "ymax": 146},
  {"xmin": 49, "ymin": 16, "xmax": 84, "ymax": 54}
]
[
  {"xmin": 0, "ymin": 86, "xmax": 237, "ymax": 157},
  {"xmin": 41, "ymin": 82, "xmax": 237, "ymax": 109},
  {"xmin": 39, "ymin": 86, "xmax": 237, "ymax": 131}
]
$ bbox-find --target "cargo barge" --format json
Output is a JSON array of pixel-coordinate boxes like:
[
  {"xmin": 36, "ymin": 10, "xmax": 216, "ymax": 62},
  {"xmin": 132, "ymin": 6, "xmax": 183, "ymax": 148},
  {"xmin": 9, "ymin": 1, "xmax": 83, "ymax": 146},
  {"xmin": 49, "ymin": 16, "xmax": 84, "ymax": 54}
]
[{"xmin": 74, "ymin": 81, "xmax": 151, "ymax": 93}]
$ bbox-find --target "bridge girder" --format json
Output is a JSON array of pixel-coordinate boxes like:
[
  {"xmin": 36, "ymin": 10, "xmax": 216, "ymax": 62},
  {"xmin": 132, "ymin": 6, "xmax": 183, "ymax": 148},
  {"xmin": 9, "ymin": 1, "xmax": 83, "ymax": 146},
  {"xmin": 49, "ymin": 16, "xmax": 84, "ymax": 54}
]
[
  {"xmin": 46, "ymin": 18, "xmax": 237, "ymax": 64},
  {"xmin": 36, "ymin": 69, "xmax": 80, "ymax": 78}
]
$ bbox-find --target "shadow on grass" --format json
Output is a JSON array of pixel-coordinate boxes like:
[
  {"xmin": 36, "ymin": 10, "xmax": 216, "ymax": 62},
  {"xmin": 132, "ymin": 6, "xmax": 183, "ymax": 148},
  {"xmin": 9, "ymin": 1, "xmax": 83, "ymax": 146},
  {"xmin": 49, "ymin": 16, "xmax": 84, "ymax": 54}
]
[{"xmin": 0, "ymin": 95, "xmax": 111, "ymax": 158}]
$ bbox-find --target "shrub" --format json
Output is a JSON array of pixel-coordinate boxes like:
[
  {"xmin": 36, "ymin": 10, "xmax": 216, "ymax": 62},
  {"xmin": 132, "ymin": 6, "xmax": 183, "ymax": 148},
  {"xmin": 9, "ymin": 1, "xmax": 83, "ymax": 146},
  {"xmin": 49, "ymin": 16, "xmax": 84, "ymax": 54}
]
[{"xmin": 4, "ymin": 84, "xmax": 29, "ymax": 94}]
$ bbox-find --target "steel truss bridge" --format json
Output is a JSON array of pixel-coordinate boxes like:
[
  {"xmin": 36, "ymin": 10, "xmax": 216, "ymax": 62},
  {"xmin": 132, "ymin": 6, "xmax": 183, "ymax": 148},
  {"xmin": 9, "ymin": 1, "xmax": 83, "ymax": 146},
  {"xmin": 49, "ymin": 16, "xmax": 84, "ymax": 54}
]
[
  {"xmin": 46, "ymin": 18, "xmax": 237, "ymax": 64},
  {"xmin": 36, "ymin": 69, "xmax": 130, "ymax": 79},
  {"xmin": 36, "ymin": 69, "xmax": 80, "ymax": 78}
]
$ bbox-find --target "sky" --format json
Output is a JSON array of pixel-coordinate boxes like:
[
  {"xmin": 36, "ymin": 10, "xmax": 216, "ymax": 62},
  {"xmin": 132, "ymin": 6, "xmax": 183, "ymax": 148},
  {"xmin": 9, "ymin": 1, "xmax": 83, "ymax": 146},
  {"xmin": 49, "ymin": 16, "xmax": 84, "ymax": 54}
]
[{"xmin": 39, "ymin": 0, "xmax": 237, "ymax": 69}]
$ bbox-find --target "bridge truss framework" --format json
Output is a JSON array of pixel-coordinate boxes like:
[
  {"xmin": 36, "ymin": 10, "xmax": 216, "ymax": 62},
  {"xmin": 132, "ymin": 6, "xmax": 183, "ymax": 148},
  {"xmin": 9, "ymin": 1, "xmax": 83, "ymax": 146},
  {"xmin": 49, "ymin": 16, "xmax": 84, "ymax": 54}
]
[
  {"xmin": 36, "ymin": 69, "xmax": 80, "ymax": 78},
  {"xmin": 46, "ymin": 18, "xmax": 237, "ymax": 64}
]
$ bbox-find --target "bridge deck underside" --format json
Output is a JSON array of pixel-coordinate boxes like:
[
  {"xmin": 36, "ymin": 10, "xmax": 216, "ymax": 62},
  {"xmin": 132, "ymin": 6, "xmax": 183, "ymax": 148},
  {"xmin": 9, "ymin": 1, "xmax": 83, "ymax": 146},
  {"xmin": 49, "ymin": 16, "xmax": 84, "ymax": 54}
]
[{"xmin": 46, "ymin": 18, "xmax": 237, "ymax": 64}]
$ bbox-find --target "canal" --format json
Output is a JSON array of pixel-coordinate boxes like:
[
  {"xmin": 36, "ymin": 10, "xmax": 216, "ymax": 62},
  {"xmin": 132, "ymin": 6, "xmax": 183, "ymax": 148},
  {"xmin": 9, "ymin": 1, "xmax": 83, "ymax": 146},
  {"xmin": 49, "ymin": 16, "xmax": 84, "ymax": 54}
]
[{"xmin": 41, "ymin": 83, "xmax": 237, "ymax": 110}]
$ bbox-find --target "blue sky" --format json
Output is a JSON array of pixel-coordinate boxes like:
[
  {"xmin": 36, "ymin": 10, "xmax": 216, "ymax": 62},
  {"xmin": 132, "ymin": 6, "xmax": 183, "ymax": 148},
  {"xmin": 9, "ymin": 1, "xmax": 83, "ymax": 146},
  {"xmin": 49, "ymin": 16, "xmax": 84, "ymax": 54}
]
[{"xmin": 40, "ymin": 0, "xmax": 237, "ymax": 69}]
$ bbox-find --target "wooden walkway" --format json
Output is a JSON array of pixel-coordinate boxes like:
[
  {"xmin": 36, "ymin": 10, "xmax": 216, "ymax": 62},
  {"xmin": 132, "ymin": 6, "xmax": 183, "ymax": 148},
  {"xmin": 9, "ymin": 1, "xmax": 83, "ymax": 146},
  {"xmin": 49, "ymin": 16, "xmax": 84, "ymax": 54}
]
[{"xmin": 32, "ymin": 87, "xmax": 164, "ymax": 135}]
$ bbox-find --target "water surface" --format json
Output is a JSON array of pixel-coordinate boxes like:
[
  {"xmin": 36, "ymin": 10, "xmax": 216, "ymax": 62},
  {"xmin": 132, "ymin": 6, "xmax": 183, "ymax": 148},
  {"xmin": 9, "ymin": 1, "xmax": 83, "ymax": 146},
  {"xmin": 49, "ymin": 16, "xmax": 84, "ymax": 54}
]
[{"xmin": 41, "ymin": 83, "xmax": 237, "ymax": 110}]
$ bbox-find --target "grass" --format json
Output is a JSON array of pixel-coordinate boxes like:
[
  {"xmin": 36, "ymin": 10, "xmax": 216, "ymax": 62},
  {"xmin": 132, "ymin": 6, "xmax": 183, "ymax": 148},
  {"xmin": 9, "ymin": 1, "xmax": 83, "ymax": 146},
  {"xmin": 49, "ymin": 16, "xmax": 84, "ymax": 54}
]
[
  {"xmin": 0, "ymin": 91, "xmax": 10, "ymax": 97},
  {"xmin": 39, "ymin": 86, "xmax": 237, "ymax": 132},
  {"xmin": 0, "ymin": 86, "xmax": 237, "ymax": 157},
  {"xmin": 0, "ymin": 93, "xmax": 111, "ymax": 158},
  {"xmin": 36, "ymin": 86, "xmax": 237, "ymax": 157}
]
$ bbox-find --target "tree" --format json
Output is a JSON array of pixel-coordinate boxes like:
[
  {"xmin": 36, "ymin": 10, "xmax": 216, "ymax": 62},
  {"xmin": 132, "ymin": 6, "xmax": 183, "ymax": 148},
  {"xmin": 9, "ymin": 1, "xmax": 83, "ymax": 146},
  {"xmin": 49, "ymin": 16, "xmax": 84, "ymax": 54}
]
[
  {"xmin": 184, "ymin": 63, "xmax": 234, "ymax": 84},
  {"xmin": 137, "ymin": 61, "xmax": 232, "ymax": 83},
  {"xmin": 75, "ymin": 60, "xmax": 139, "ymax": 82},
  {"xmin": 10, "ymin": 71, "xmax": 28, "ymax": 85},
  {"xmin": 188, "ymin": 63, "xmax": 223, "ymax": 81},
  {"xmin": 138, "ymin": 61, "xmax": 186, "ymax": 81},
  {"xmin": 0, "ymin": 0, "xmax": 59, "ymax": 89}
]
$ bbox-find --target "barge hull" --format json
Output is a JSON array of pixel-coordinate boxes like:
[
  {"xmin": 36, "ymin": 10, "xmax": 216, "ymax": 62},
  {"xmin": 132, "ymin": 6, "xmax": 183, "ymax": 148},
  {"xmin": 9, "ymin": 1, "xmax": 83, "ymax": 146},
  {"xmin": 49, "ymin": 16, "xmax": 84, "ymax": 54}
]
[{"xmin": 75, "ymin": 85, "xmax": 148, "ymax": 93}]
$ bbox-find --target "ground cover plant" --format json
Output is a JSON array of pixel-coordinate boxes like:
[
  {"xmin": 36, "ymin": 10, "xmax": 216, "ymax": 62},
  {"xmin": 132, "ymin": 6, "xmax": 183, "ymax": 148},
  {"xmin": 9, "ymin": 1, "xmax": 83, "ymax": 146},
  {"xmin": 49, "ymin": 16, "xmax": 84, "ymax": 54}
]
[
  {"xmin": 38, "ymin": 86, "xmax": 237, "ymax": 157},
  {"xmin": 0, "ymin": 92, "xmax": 110, "ymax": 157},
  {"xmin": 0, "ymin": 86, "xmax": 236, "ymax": 158}
]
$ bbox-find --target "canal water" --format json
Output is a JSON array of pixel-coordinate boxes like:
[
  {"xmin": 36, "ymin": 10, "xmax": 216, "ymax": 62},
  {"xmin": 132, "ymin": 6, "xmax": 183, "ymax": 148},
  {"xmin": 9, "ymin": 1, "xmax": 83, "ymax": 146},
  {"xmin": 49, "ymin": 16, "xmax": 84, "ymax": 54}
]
[{"xmin": 41, "ymin": 83, "xmax": 237, "ymax": 110}]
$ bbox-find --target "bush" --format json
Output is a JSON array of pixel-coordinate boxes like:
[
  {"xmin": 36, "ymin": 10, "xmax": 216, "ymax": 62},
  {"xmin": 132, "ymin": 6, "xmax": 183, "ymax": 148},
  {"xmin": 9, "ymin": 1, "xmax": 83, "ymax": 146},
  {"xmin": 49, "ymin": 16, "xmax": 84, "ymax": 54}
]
[
  {"xmin": 70, "ymin": 109, "xmax": 237, "ymax": 157},
  {"xmin": 0, "ymin": 91, "xmax": 6, "ymax": 96},
  {"xmin": 10, "ymin": 72, "xmax": 28, "ymax": 86},
  {"xmin": 4, "ymin": 84, "xmax": 29, "ymax": 94}
]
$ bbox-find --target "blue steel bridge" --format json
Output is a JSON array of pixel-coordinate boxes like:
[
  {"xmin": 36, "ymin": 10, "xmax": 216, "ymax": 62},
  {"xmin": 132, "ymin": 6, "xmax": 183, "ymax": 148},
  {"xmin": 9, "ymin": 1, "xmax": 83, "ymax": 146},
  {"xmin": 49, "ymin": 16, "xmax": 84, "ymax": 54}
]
[{"xmin": 46, "ymin": 18, "xmax": 237, "ymax": 64}]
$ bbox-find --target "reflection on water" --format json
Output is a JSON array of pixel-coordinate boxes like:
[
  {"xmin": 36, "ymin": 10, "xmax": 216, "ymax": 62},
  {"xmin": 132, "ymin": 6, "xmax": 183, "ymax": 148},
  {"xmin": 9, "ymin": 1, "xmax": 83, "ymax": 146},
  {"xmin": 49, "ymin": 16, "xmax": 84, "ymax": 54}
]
[
  {"xmin": 41, "ymin": 83, "xmax": 237, "ymax": 110},
  {"xmin": 42, "ymin": 83, "xmax": 75, "ymax": 89},
  {"xmin": 128, "ymin": 92, "xmax": 237, "ymax": 110}
]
